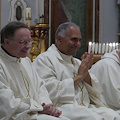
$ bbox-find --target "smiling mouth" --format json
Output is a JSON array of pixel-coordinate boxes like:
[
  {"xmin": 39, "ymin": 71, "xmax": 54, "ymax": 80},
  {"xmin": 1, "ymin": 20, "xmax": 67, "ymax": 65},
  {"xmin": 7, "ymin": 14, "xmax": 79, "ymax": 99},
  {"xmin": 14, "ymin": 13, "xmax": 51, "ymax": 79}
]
[{"xmin": 22, "ymin": 50, "xmax": 28, "ymax": 53}]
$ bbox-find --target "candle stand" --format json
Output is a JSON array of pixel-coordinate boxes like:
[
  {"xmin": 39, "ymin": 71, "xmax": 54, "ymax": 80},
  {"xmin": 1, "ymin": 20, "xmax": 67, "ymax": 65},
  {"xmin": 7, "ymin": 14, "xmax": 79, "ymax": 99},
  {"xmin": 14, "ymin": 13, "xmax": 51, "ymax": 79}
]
[
  {"xmin": 28, "ymin": 23, "xmax": 49, "ymax": 62},
  {"xmin": 26, "ymin": 17, "xmax": 31, "ymax": 27}
]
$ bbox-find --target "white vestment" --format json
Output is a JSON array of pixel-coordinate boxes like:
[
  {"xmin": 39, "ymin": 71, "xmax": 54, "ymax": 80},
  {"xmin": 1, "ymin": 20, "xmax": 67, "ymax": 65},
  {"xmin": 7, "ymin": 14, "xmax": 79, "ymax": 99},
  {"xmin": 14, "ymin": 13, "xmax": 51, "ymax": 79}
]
[
  {"xmin": 90, "ymin": 50, "xmax": 120, "ymax": 113},
  {"xmin": 33, "ymin": 44, "xmax": 120, "ymax": 120},
  {"xmin": 0, "ymin": 46, "xmax": 69, "ymax": 120}
]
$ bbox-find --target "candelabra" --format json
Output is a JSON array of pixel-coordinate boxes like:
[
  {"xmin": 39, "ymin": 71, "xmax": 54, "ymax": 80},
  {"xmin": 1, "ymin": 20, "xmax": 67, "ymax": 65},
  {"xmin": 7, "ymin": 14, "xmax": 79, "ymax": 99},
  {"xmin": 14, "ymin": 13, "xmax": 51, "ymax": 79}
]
[
  {"xmin": 26, "ymin": 16, "xmax": 31, "ymax": 27},
  {"xmin": 27, "ymin": 13, "xmax": 49, "ymax": 61},
  {"xmin": 29, "ymin": 24, "xmax": 49, "ymax": 61},
  {"xmin": 84, "ymin": 42, "xmax": 120, "ymax": 64},
  {"xmin": 88, "ymin": 42, "xmax": 119, "ymax": 54},
  {"xmin": 34, "ymin": 14, "xmax": 45, "ymax": 25},
  {"xmin": 30, "ymin": 37, "xmax": 40, "ymax": 62}
]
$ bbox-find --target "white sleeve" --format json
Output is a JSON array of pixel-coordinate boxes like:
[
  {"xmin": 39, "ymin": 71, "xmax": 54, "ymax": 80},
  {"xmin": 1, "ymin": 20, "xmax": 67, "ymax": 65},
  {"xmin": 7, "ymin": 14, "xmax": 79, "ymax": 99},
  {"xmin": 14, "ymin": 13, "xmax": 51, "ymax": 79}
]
[
  {"xmin": 0, "ymin": 79, "xmax": 30, "ymax": 119},
  {"xmin": 90, "ymin": 59, "xmax": 120, "ymax": 109}
]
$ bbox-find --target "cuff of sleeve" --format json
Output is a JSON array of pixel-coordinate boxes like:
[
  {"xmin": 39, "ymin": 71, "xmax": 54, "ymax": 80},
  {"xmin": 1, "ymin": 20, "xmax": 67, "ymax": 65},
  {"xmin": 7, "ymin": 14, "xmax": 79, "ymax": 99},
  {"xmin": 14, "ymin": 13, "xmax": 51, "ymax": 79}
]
[{"xmin": 84, "ymin": 73, "xmax": 103, "ymax": 96}]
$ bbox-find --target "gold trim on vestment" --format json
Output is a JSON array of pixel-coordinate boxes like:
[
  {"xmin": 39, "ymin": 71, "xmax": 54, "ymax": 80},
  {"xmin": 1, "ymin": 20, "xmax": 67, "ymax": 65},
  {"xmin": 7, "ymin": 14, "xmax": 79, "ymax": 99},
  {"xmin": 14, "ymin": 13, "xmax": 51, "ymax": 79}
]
[
  {"xmin": 9, "ymin": 100, "xmax": 22, "ymax": 120},
  {"xmin": 73, "ymin": 72, "xmax": 86, "ymax": 106},
  {"xmin": 88, "ymin": 92, "xmax": 109, "ymax": 108},
  {"xmin": 78, "ymin": 82, "xmax": 86, "ymax": 106},
  {"xmin": 20, "ymin": 70, "xmax": 31, "ymax": 98},
  {"xmin": 54, "ymin": 82, "xmax": 61, "ymax": 108}
]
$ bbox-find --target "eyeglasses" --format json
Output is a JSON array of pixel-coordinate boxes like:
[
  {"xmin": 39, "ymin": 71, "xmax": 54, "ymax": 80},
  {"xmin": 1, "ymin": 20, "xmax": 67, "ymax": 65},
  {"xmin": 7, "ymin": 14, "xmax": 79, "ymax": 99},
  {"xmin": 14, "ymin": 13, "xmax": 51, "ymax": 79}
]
[
  {"xmin": 8, "ymin": 38, "xmax": 33, "ymax": 45},
  {"xmin": 18, "ymin": 39, "xmax": 33, "ymax": 45}
]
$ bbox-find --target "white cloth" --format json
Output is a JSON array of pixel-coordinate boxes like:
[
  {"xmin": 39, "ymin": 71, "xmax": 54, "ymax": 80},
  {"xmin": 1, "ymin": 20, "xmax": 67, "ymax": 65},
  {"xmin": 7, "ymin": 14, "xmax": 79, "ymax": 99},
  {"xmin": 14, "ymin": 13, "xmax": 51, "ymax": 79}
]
[
  {"xmin": 33, "ymin": 44, "xmax": 120, "ymax": 120},
  {"xmin": 0, "ymin": 46, "xmax": 69, "ymax": 120},
  {"xmin": 90, "ymin": 50, "xmax": 120, "ymax": 113}
]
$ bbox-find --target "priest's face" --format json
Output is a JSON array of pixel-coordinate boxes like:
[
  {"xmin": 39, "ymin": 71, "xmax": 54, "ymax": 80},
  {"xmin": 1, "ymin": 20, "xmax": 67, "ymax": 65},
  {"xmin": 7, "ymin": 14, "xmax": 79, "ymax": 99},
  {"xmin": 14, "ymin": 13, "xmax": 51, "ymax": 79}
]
[
  {"xmin": 57, "ymin": 26, "xmax": 81, "ymax": 55},
  {"xmin": 6, "ymin": 28, "xmax": 32, "ymax": 58}
]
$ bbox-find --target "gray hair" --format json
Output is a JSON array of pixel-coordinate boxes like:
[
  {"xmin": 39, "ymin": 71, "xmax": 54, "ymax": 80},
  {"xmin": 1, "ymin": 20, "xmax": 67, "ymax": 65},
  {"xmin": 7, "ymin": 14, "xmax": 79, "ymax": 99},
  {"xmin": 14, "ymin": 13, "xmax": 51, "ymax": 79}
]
[{"xmin": 55, "ymin": 22, "xmax": 80, "ymax": 43}]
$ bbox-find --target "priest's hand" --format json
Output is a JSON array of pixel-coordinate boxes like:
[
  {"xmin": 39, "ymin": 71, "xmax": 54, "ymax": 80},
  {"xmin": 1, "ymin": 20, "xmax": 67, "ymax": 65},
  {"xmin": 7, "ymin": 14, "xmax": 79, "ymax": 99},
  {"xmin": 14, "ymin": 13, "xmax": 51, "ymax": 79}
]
[
  {"xmin": 116, "ymin": 50, "xmax": 120, "ymax": 59},
  {"xmin": 74, "ymin": 52, "xmax": 93, "ymax": 86},
  {"xmin": 38, "ymin": 103, "xmax": 62, "ymax": 117}
]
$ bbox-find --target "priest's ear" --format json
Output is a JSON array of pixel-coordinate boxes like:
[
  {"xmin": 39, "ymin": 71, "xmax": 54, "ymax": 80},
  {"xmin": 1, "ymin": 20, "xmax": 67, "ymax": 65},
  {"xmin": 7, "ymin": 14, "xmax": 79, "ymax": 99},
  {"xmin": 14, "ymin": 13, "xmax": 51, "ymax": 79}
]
[
  {"xmin": 56, "ymin": 35, "xmax": 63, "ymax": 44},
  {"xmin": 4, "ymin": 38, "xmax": 11, "ymax": 45}
]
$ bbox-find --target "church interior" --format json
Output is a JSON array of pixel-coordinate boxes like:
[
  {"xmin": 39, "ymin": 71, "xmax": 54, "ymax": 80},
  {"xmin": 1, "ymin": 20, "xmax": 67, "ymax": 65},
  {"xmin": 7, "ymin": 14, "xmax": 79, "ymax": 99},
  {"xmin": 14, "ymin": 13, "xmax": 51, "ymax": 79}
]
[{"xmin": 0, "ymin": 0, "xmax": 120, "ymax": 63}]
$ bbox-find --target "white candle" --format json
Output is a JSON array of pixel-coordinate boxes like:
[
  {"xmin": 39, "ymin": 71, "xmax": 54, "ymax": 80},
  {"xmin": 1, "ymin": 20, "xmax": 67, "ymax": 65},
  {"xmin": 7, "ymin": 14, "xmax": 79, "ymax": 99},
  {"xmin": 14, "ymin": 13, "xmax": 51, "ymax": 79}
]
[
  {"xmin": 88, "ymin": 42, "xmax": 92, "ymax": 53},
  {"xmin": 98, "ymin": 43, "xmax": 101, "ymax": 54},
  {"xmin": 95, "ymin": 43, "xmax": 98, "ymax": 54},
  {"xmin": 102, "ymin": 43, "xmax": 105, "ymax": 54},
  {"xmin": 112, "ymin": 42, "xmax": 116, "ymax": 50},
  {"xmin": 105, "ymin": 43, "xmax": 108, "ymax": 53},
  {"xmin": 116, "ymin": 43, "xmax": 119, "ymax": 49},
  {"xmin": 92, "ymin": 42, "xmax": 95, "ymax": 53},
  {"xmin": 109, "ymin": 43, "xmax": 112, "ymax": 53},
  {"xmin": 26, "ymin": 8, "xmax": 31, "ymax": 19}
]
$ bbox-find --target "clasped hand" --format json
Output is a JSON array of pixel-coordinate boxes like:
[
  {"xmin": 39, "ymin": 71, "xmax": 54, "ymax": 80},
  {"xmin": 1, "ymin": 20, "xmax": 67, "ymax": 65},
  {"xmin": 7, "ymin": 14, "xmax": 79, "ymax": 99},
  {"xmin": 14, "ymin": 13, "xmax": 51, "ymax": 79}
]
[{"xmin": 38, "ymin": 103, "xmax": 62, "ymax": 117}]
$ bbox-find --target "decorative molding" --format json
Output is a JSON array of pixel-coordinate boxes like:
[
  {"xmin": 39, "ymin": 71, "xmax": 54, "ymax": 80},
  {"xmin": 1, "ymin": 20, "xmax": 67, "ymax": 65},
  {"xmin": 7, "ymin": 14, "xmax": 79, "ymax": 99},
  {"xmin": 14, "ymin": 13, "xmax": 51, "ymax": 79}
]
[
  {"xmin": 0, "ymin": 0, "xmax": 1, "ymax": 28},
  {"xmin": 93, "ymin": 0, "xmax": 95, "ymax": 42},
  {"xmin": 44, "ymin": 0, "xmax": 49, "ymax": 23},
  {"xmin": 86, "ymin": 0, "xmax": 93, "ymax": 50},
  {"xmin": 99, "ymin": 0, "xmax": 104, "ymax": 43},
  {"xmin": 95, "ymin": 0, "xmax": 99, "ymax": 43},
  {"xmin": 60, "ymin": 0, "xmax": 72, "ymax": 21},
  {"xmin": 8, "ymin": 0, "xmax": 27, "ymax": 23}
]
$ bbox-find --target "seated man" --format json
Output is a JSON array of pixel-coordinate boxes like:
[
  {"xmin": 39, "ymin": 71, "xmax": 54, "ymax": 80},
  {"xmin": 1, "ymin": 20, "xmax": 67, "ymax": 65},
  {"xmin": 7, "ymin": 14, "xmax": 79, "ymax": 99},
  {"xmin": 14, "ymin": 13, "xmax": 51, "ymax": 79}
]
[
  {"xmin": 0, "ymin": 21, "xmax": 70, "ymax": 120},
  {"xmin": 90, "ymin": 49, "xmax": 120, "ymax": 113},
  {"xmin": 33, "ymin": 22, "xmax": 120, "ymax": 120}
]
